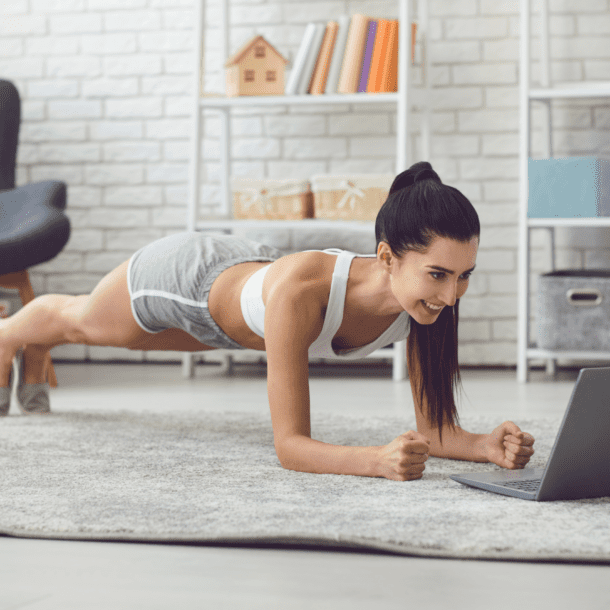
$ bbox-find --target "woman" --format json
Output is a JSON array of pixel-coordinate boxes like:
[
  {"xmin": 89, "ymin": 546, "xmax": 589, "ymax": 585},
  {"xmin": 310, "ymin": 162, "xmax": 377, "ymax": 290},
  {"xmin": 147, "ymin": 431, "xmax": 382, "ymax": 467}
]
[{"xmin": 0, "ymin": 162, "xmax": 535, "ymax": 480}]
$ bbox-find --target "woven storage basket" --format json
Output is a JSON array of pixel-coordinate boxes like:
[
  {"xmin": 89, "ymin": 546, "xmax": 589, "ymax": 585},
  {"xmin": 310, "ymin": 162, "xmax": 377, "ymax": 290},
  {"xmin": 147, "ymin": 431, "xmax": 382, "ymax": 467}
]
[
  {"xmin": 537, "ymin": 270, "xmax": 610, "ymax": 350},
  {"xmin": 311, "ymin": 174, "xmax": 394, "ymax": 221},
  {"xmin": 232, "ymin": 178, "xmax": 313, "ymax": 220}
]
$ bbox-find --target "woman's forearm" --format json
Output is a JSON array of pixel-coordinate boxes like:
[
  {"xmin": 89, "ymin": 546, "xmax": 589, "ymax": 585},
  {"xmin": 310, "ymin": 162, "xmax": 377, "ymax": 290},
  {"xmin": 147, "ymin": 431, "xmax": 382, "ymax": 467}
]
[
  {"xmin": 276, "ymin": 435, "xmax": 380, "ymax": 477},
  {"xmin": 424, "ymin": 426, "xmax": 490, "ymax": 462}
]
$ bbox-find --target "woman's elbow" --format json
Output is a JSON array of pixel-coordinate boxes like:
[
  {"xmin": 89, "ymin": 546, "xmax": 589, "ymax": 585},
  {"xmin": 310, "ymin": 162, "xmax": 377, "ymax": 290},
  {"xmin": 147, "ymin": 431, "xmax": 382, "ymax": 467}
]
[
  {"xmin": 274, "ymin": 436, "xmax": 309, "ymax": 472},
  {"xmin": 274, "ymin": 440, "xmax": 298, "ymax": 471}
]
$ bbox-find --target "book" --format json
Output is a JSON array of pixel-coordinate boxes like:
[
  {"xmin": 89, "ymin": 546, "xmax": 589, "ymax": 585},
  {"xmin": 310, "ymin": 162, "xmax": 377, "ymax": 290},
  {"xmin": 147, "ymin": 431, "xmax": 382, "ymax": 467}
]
[
  {"xmin": 366, "ymin": 19, "xmax": 391, "ymax": 93},
  {"xmin": 285, "ymin": 22, "xmax": 317, "ymax": 95},
  {"xmin": 381, "ymin": 20, "xmax": 399, "ymax": 92},
  {"xmin": 412, "ymin": 22, "xmax": 417, "ymax": 64},
  {"xmin": 296, "ymin": 22, "xmax": 326, "ymax": 95},
  {"xmin": 337, "ymin": 14, "xmax": 370, "ymax": 94},
  {"xmin": 357, "ymin": 20, "xmax": 378, "ymax": 92},
  {"xmin": 324, "ymin": 15, "xmax": 351, "ymax": 94},
  {"xmin": 309, "ymin": 21, "xmax": 339, "ymax": 95}
]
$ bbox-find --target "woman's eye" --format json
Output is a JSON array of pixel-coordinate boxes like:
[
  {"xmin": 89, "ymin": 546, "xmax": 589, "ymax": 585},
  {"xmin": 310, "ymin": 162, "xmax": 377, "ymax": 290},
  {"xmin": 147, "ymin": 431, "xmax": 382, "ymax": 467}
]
[
  {"xmin": 460, "ymin": 272, "xmax": 472, "ymax": 280},
  {"xmin": 430, "ymin": 272, "xmax": 445, "ymax": 280}
]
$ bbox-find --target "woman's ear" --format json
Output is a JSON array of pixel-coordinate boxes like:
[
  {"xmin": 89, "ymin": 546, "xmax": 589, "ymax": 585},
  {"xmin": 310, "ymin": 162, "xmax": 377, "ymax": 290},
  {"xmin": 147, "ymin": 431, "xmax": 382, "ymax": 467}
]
[{"xmin": 377, "ymin": 242, "xmax": 393, "ymax": 270}]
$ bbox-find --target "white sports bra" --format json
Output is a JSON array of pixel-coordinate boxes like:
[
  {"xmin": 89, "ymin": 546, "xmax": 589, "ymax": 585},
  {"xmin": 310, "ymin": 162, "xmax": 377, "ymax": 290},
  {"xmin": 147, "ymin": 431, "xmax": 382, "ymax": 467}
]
[{"xmin": 240, "ymin": 249, "xmax": 410, "ymax": 360}]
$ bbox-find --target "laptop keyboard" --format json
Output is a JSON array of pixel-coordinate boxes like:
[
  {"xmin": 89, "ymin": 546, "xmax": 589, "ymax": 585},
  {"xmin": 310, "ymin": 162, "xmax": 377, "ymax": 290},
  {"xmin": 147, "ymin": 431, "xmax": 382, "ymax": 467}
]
[{"xmin": 501, "ymin": 479, "xmax": 541, "ymax": 492}]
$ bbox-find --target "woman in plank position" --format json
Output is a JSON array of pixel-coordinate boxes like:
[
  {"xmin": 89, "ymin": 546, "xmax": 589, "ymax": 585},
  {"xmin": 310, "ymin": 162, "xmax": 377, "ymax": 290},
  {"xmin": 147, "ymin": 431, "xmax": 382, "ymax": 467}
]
[{"xmin": 0, "ymin": 162, "xmax": 534, "ymax": 480}]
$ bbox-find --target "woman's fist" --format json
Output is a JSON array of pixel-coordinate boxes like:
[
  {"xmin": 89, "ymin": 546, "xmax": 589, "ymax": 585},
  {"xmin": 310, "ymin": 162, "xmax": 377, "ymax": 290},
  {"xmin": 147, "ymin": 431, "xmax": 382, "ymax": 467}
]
[
  {"xmin": 376, "ymin": 431, "xmax": 430, "ymax": 481},
  {"xmin": 483, "ymin": 421, "xmax": 535, "ymax": 470}
]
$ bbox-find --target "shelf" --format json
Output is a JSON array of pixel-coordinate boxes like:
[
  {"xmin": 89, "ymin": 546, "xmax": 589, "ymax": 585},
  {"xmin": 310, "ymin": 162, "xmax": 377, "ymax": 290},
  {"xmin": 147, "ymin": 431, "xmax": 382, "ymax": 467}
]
[
  {"xmin": 518, "ymin": 0, "xmax": 610, "ymax": 381},
  {"xmin": 188, "ymin": 0, "xmax": 418, "ymax": 381},
  {"xmin": 203, "ymin": 346, "xmax": 396, "ymax": 360},
  {"xmin": 196, "ymin": 218, "xmax": 375, "ymax": 232},
  {"xmin": 527, "ymin": 217, "xmax": 610, "ymax": 228},
  {"xmin": 529, "ymin": 81, "xmax": 610, "ymax": 100},
  {"xmin": 200, "ymin": 92, "xmax": 402, "ymax": 107},
  {"xmin": 527, "ymin": 347, "xmax": 610, "ymax": 361}
]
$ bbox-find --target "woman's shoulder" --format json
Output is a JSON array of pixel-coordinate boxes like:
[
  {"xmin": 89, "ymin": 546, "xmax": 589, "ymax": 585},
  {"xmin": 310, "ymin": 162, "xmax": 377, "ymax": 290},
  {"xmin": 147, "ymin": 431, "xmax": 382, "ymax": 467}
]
[
  {"xmin": 287, "ymin": 249, "xmax": 338, "ymax": 275},
  {"xmin": 265, "ymin": 250, "xmax": 337, "ymax": 300}
]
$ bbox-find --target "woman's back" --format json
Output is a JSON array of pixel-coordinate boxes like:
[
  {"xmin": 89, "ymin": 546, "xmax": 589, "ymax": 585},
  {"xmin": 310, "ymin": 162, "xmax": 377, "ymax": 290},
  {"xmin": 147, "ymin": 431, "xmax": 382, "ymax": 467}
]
[
  {"xmin": 208, "ymin": 248, "xmax": 409, "ymax": 356},
  {"xmin": 208, "ymin": 249, "xmax": 333, "ymax": 352}
]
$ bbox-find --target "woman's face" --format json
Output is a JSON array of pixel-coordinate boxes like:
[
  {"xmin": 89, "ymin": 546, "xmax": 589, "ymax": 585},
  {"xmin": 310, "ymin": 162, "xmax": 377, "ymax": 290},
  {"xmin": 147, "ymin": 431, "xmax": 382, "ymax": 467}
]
[{"xmin": 379, "ymin": 235, "xmax": 479, "ymax": 325}]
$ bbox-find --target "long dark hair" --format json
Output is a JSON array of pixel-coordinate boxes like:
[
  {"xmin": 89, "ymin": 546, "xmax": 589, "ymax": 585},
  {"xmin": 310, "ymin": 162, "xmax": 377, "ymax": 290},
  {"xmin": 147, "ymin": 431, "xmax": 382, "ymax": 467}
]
[{"xmin": 375, "ymin": 161, "xmax": 480, "ymax": 439}]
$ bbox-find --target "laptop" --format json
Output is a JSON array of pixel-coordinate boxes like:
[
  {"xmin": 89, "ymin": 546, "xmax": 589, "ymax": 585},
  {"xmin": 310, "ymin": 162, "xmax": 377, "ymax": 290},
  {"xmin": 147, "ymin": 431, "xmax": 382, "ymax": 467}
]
[{"xmin": 450, "ymin": 366, "xmax": 610, "ymax": 501}]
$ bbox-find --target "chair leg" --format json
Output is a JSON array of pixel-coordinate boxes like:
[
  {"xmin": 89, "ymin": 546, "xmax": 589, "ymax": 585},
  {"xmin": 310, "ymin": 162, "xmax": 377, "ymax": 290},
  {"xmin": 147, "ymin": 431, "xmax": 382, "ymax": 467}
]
[{"xmin": 0, "ymin": 270, "xmax": 58, "ymax": 388}]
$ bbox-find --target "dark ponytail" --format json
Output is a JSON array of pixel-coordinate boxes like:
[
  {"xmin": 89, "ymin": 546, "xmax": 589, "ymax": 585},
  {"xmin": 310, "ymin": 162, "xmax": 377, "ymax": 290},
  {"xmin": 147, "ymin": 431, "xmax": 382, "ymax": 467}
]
[
  {"xmin": 375, "ymin": 162, "xmax": 480, "ymax": 439},
  {"xmin": 375, "ymin": 161, "xmax": 479, "ymax": 256}
]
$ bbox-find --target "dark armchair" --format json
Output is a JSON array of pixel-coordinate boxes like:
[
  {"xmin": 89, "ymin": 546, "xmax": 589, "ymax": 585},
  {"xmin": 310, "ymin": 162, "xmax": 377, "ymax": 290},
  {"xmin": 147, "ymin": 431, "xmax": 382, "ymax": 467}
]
[{"xmin": 0, "ymin": 79, "xmax": 71, "ymax": 387}]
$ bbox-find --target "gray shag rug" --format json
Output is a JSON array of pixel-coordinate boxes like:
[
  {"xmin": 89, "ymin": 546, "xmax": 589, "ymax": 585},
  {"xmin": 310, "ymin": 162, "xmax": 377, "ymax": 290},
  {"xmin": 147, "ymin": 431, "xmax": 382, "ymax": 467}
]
[{"xmin": 0, "ymin": 408, "xmax": 609, "ymax": 563}]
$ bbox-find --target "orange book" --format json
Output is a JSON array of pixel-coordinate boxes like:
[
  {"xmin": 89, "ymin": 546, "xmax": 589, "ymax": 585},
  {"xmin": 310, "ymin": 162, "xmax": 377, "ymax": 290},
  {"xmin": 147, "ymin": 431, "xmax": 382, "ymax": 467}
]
[
  {"xmin": 337, "ymin": 14, "xmax": 370, "ymax": 93},
  {"xmin": 380, "ymin": 20, "xmax": 399, "ymax": 93},
  {"xmin": 309, "ymin": 21, "xmax": 339, "ymax": 95},
  {"xmin": 412, "ymin": 22, "xmax": 417, "ymax": 64},
  {"xmin": 366, "ymin": 19, "xmax": 391, "ymax": 93}
]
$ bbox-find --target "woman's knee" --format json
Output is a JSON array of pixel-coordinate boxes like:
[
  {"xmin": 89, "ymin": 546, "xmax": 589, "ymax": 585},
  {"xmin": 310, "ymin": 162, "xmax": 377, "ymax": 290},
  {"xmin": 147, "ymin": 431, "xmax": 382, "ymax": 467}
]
[
  {"xmin": 17, "ymin": 294, "xmax": 89, "ymax": 347},
  {"xmin": 60, "ymin": 295, "xmax": 94, "ymax": 344}
]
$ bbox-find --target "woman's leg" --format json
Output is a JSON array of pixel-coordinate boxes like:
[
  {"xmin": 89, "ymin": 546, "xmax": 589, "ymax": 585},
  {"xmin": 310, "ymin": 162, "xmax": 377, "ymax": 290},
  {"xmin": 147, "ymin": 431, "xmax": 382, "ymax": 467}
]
[{"xmin": 0, "ymin": 259, "xmax": 216, "ymax": 386}]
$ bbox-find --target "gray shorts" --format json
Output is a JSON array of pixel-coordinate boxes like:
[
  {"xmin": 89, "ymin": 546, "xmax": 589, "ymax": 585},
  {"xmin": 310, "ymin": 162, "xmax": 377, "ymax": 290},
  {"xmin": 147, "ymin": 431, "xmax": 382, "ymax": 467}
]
[{"xmin": 127, "ymin": 232, "xmax": 281, "ymax": 349}]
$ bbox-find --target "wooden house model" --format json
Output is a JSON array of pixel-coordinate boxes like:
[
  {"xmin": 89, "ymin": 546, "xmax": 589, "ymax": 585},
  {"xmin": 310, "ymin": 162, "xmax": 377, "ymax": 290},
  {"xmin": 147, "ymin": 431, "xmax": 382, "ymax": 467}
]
[{"xmin": 225, "ymin": 35, "xmax": 288, "ymax": 97}]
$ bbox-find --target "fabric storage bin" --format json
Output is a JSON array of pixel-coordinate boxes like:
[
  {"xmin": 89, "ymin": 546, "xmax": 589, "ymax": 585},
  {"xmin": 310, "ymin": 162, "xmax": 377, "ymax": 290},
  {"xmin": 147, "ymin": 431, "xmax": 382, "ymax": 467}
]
[
  {"xmin": 537, "ymin": 270, "xmax": 610, "ymax": 351},
  {"xmin": 311, "ymin": 174, "xmax": 394, "ymax": 221},
  {"xmin": 528, "ymin": 157, "xmax": 610, "ymax": 218},
  {"xmin": 232, "ymin": 178, "xmax": 314, "ymax": 220}
]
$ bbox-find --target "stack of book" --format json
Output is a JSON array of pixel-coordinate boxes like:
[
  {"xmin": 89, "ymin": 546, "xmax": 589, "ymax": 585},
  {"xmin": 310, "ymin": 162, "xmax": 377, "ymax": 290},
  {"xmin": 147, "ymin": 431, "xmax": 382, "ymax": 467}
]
[{"xmin": 286, "ymin": 14, "xmax": 413, "ymax": 96}]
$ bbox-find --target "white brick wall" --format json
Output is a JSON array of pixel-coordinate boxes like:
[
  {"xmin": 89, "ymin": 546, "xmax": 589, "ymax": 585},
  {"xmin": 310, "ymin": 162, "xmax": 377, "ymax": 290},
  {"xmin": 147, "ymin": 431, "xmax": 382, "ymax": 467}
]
[{"xmin": 5, "ymin": 0, "xmax": 610, "ymax": 365}]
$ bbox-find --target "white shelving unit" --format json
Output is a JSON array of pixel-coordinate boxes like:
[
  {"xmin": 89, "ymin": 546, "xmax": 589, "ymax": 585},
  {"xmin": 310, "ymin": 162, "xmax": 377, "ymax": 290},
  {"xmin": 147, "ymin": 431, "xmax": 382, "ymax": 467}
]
[
  {"xmin": 517, "ymin": 0, "xmax": 610, "ymax": 382},
  {"xmin": 185, "ymin": 0, "xmax": 430, "ymax": 381}
]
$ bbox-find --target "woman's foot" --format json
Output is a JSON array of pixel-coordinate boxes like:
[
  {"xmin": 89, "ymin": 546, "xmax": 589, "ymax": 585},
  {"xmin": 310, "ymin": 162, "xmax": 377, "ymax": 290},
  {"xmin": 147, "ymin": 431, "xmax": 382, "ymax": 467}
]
[
  {"xmin": 0, "ymin": 362, "xmax": 13, "ymax": 416},
  {"xmin": 0, "ymin": 318, "xmax": 16, "ymax": 388},
  {"xmin": 0, "ymin": 367, "xmax": 13, "ymax": 417},
  {"xmin": 0, "ymin": 319, "xmax": 51, "ymax": 414},
  {"xmin": 15, "ymin": 348, "xmax": 50, "ymax": 415},
  {"xmin": 0, "ymin": 387, "xmax": 10, "ymax": 416},
  {"xmin": 21, "ymin": 345, "xmax": 48, "ymax": 385}
]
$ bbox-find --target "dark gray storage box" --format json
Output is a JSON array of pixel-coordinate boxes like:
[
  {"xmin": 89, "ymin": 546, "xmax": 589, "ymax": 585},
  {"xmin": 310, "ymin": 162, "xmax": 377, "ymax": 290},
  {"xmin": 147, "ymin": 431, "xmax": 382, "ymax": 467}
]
[{"xmin": 537, "ymin": 270, "xmax": 610, "ymax": 351}]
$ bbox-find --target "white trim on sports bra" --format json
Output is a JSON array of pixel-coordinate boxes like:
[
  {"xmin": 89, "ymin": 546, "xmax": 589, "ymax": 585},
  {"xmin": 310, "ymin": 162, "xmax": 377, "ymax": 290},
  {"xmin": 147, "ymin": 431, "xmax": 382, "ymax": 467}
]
[{"xmin": 240, "ymin": 250, "xmax": 410, "ymax": 360}]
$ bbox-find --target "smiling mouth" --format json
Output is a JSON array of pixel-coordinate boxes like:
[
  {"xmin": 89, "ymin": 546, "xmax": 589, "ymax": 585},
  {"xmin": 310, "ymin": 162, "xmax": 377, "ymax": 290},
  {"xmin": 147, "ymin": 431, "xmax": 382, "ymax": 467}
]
[{"xmin": 421, "ymin": 300, "xmax": 443, "ymax": 313}]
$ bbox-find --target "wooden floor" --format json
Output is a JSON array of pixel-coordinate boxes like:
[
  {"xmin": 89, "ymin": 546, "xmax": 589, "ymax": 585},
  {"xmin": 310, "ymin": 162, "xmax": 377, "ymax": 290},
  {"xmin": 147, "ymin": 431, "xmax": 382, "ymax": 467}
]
[{"xmin": 1, "ymin": 362, "xmax": 609, "ymax": 610}]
